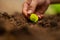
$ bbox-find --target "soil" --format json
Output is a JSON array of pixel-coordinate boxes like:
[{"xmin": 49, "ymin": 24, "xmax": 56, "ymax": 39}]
[{"xmin": 0, "ymin": 12, "xmax": 60, "ymax": 40}]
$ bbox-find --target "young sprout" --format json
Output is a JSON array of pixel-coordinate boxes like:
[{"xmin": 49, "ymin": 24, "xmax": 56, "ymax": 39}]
[{"xmin": 30, "ymin": 13, "xmax": 38, "ymax": 22}]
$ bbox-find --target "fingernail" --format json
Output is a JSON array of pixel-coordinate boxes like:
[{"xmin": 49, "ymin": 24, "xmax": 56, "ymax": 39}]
[{"xmin": 27, "ymin": 10, "xmax": 32, "ymax": 14}]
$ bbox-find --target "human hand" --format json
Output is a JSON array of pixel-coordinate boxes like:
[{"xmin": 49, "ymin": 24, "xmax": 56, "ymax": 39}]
[{"xmin": 23, "ymin": 0, "xmax": 50, "ymax": 19}]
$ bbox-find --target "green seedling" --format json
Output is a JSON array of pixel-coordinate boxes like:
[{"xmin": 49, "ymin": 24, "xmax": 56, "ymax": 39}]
[{"xmin": 30, "ymin": 13, "xmax": 38, "ymax": 22}]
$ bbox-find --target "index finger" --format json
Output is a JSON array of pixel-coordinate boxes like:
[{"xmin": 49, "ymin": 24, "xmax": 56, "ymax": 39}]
[{"xmin": 22, "ymin": 0, "xmax": 32, "ymax": 17}]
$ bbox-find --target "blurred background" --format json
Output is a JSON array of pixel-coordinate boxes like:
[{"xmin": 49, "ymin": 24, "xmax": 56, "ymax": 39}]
[{"xmin": 45, "ymin": 4, "xmax": 60, "ymax": 15}]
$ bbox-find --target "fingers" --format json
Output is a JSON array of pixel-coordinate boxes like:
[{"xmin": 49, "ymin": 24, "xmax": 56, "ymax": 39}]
[
  {"xmin": 22, "ymin": 0, "xmax": 32, "ymax": 17},
  {"xmin": 28, "ymin": 0, "xmax": 38, "ymax": 14},
  {"xmin": 23, "ymin": 3, "xmax": 28, "ymax": 17},
  {"xmin": 35, "ymin": 0, "xmax": 50, "ymax": 19},
  {"xmin": 23, "ymin": 0, "xmax": 38, "ymax": 18},
  {"xmin": 23, "ymin": 0, "xmax": 50, "ymax": 19}
]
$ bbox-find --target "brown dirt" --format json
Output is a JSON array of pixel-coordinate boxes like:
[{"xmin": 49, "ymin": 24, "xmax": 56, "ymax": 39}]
[{"xmin": 0, "ymin": 12, "xmax": 60, "ymax": 40}]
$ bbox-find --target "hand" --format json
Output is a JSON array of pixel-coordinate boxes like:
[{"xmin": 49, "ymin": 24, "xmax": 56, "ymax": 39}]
[{"xmin": 23, "ymin": 0, "xmax": 50, "ymax": 19}]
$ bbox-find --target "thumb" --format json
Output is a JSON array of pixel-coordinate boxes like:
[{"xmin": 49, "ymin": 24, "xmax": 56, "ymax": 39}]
[{"xmin": 27, "ymin": 0, "xmax": 38, "ymax": 14}]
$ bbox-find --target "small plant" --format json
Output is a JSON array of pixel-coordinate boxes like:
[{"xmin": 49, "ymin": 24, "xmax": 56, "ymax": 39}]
[{"xmin": 30, "ymin": 13, "xmax": 38, "ymax": 22}]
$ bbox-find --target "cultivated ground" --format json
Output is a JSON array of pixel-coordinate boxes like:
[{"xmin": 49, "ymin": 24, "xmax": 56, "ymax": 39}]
[{"xmin": 0, "ymin": 12, "xmax": 60, "ymax": 40}]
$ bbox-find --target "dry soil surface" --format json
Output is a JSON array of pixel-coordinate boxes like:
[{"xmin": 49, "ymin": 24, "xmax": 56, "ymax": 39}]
[{"xmin": 0, "ymin": 12, "xmax": 60, "ymax": 40}]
